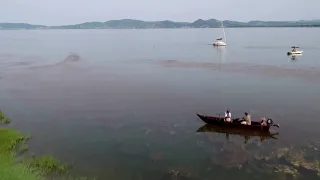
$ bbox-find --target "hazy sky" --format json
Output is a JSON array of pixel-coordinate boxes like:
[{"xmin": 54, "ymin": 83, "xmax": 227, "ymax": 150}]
[{"xmin": 1, "ymin": 0, "xmax": 319, "ymax": 25}]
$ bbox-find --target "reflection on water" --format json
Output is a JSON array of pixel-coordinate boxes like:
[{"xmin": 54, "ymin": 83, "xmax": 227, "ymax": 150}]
[
  {"xmin": 196, "ymin": 124, "xmax": 279, "ymax": 144},
  {"xmin": 213, "ymin": 46, "xmax": 227, "ymax": 70},
  {"xmin": 288, "ymin": 54, "xmax": 302, "ymax": 61}
]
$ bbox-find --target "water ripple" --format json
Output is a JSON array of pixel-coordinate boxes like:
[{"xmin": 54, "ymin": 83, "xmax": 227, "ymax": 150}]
[{"xmin": 151, "ymin": 59, "xmax": 320, "ymax": 83}]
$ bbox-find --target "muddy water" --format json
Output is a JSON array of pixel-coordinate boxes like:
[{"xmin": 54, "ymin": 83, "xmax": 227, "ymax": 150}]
[{"xmin": 0, "ymin": 28, "xmax": 320, "ymax": 179}]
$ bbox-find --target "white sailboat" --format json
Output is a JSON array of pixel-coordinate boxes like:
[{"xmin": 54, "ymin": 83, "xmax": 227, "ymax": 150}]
[{"xmin": 213, "ymin": 20, "xmax": 227, "ymax": 46}]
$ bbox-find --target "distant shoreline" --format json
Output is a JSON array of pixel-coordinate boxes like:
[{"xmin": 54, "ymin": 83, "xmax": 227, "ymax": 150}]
[
  {"xmin": 1, "ymin": 18, "xmax": 320, "ymax": 30},
  {"xmin": 1, "ymin": 26, "xmax": 320, "ymax": 30}
]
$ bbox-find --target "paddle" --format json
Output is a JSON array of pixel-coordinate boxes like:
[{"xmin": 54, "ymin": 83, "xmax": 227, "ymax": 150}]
[{"xmin": 272, "ymin": 124, "xmax": 280, "ymax": 128}]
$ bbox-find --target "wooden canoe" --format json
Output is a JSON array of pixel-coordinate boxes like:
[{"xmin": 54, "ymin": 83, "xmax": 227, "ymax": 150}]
[{"xmin": 196, "ymin": 113, "xmax": 279, "ymax": 132}]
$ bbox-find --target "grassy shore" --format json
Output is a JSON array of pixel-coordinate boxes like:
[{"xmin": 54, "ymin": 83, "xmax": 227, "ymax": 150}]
[
  {"xmin": 0, "ymin": 110, "xmax": 93, "ymax": 180},
  {"xmin": 0, "ymin": 127, "xmax": 41, "ymax": 180}
]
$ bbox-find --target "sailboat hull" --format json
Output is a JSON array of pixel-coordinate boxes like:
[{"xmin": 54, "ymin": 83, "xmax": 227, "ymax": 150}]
[{"xmin": 213, "ymin": 41, "xmax": 227, "ymax": 46}]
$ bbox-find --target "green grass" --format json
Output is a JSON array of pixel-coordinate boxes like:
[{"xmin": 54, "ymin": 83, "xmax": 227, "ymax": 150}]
[
  {"xmin": 0, "ymin": 128, "xmax": 42, "ymax": 180},
  {"xmin": 26, "ymin": 155, "xmax": 70, "ymax": 174}
]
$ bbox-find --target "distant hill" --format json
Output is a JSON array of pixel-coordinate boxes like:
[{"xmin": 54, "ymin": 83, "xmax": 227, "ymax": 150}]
[
  {"xmin": 1, "ymin": 18, "xmax": 320, "ymax": 29},
  {"xmin": 0, "ymin": 23, "xmax": 45, "ymax": 29}
]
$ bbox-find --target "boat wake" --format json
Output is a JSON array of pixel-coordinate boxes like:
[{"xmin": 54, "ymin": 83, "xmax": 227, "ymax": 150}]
[
  {"xmin": 29, "ymin": 53, "xmax": 83, "ymax": 70},
  {"xmin": 0, "ymin": 53, "xmax": 39, "ymax": 67},
  {"xmin": 59, "ymin": 53, "xmax": 81, "ymax": 64}
]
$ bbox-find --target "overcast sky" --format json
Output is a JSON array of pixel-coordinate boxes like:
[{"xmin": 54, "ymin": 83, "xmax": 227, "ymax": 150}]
[{"xmin": 1, "ymin": 0, "xmax": 319, "ymax": 25}]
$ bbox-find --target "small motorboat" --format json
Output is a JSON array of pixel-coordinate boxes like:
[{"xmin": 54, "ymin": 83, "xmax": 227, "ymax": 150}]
[
  {"xmin": 287, "ymin": 46, "xmax": 303, "ymax": 55},
  {"xmin": 196, "ymin": 113, "xmax": 280, "ymax": 132}
]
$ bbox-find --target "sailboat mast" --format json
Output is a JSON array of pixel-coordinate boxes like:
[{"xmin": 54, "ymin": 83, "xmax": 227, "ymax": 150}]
[{"xmin": 221, "ymin": 20, "xmax": 226, "ymax": 43}]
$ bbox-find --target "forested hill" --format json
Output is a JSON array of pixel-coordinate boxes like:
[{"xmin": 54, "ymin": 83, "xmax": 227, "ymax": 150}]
[{"xmin": 1, "ymin": 19, "xmax": 320, "ymax": 29}]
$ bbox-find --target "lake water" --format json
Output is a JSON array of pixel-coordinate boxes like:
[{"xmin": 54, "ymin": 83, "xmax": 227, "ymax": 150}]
[{"xmin": 1, "ymin": 28, "xmax": 320, "ymax": 180}]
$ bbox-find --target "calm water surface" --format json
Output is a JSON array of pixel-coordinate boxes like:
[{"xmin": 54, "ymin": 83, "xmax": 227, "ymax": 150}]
[{"xmin": 1, "ymin": 28, "xmax": 320, "ymax": 180}]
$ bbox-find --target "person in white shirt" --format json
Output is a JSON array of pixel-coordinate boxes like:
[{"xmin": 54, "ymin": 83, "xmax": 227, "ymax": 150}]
[
  {"xmin": 225, "ymin": 109, "xmax": 232, "ymax": 122},
  {"xmin": 241, "ymin": 112, "xmax": 251, "ymax": 125}
]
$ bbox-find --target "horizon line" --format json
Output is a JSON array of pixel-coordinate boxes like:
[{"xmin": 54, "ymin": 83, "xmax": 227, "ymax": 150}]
[{"xmin": 1, "ymin": 18, "xmax": 319, "ymax": 27}]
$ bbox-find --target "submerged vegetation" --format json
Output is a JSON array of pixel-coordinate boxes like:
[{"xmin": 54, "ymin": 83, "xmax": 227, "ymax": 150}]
[
  {"xmin": 0, "ymin": 111, "xmax": 94, "ymax": 180},
  {"xmin": 27, "ymin": 155, "xmax": 70, "ymax": 174},
  {"xmin": 254, "ymin": 146, "xmax": 320, "ymax": 179},
  {"xmin": 0, "ymin": 110, "xmax": 11, "ymax": 124},
  {"xmin": 197, "ymin": 128, "xmax": 320, "ymax": 179}
]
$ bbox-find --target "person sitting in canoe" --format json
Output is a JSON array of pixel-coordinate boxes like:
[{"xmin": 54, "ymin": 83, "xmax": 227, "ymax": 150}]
[
  {"xmin": 224, "ymin": 109, "xmax": 232, "ymax": 123},
  {"xmin": 241, "ymin": 112, "xmax": 251, "ymax": 125},
  {"xmin": 260, "ymin": 117, "xmax": 267, "ymax": 126}
]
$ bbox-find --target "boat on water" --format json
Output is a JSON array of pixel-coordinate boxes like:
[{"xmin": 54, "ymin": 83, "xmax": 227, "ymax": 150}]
[
  {"xmin": 196, "ymin": 113, "xmax": 280, "ymax": 132},
  {"xmin": 213, "ymin": 20, "xmax": 227, "ymax": 46},
  {"xmin": 287, "ymin": 46, "xmax": 303, "ymax": 55},
  {"xmin": 213, "ymin": 38, "xmax": 227, "ymax": 46}
]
